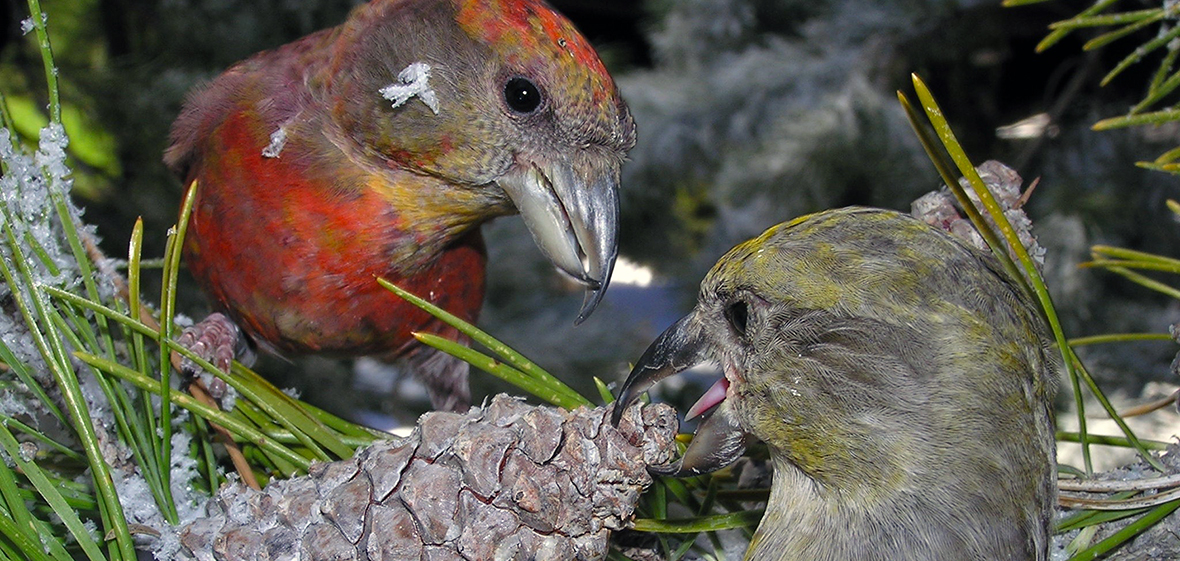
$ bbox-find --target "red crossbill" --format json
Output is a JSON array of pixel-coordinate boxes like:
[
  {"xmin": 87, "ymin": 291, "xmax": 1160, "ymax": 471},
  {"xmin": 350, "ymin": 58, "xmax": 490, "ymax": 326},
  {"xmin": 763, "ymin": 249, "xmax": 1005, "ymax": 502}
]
[{"xmin": 165, "ymin": 0, "xmax": 635, "ymax": 410}]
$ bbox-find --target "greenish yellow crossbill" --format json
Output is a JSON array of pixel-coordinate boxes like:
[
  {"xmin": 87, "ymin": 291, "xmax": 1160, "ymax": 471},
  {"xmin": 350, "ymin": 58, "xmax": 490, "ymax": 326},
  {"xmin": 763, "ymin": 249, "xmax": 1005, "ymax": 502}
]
[{"xmin": 614, "ymin": 207, "xmax": 1059, "ymax": 561}]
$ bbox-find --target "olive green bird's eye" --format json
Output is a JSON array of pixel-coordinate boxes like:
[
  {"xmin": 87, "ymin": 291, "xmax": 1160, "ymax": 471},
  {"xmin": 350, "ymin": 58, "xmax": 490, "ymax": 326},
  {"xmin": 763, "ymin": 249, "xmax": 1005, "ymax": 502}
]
[
  {"xmin": 504, "ymin": 77, "xmax": 543, "ymax": 113},
  {"xmin": 725, "ymin": 300, "xmax": 749, "ymax": 338}
]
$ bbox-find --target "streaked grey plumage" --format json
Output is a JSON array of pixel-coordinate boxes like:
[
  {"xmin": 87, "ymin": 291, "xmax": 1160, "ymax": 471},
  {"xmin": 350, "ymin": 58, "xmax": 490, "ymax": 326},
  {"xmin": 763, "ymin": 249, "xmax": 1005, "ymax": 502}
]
[{"xmin": 616, "ymin": 207, "xmax": 1059, "ymax": 561}]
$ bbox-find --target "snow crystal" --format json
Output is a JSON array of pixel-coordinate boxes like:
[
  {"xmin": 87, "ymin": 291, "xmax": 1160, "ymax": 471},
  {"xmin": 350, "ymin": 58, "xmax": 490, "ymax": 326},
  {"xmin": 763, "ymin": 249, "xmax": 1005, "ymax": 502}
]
[
  {"xmin": 105, "ymin": 412, "xmax": 209, "ymax": 560},
  {"xmin": 379, "ymin": 62, "xmax": 440, "ymax": 115},
  {"xmin": 169, "ymin": 428, "xmax": 206, "ymax": 525},
  {"xmin": 195, "ymin": 370, "xmax": 238, "ymax": 411},
  {"xmin": 113, "ymin": 466, "xmax": 165, "ymax": 527},
  {"xmin": 20, "ymin": 17, "xmax": 35, "ymax": 36},
  {"xmin": 0, "ymin": 389, "xmax": 32, "ymax": 420},
  {"xmin": 261, "ymin": 126, "xmax": 287, "ymax": 158},
  {"xmin": 172, "ymin": 313, "xmax": 194, "ymax": 329},
  {"xmin": 0, "ymin": 127, "xmax": 12, "ymax": 154},
  {"xmin": 151, "ymin": 528, "xmax": 183, "ymax": 561},
  {"xmin": 80, "ymin": 519, "xmax": 99, "ymax": 544},
  {"xmin": 18, "ymin": 441, "xmax": 37, "ymax": 462},
  {"xmin": 0, "ymin": 124, "xmax": 93, "ymax": 376},
  {"xmin": 111, "ymin": 422, "xmax": 206, "ymax": 558},
  {"xmin": 35, "ymin": 123, "xmax": 71, "ymax": 194}
]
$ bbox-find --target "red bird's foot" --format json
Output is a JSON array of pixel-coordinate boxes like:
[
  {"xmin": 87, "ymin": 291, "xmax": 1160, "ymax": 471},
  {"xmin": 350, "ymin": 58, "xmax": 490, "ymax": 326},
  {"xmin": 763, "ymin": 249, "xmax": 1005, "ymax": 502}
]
[{"xmin": 176, "ymin": 313, "xmax": 254, "ymax": 397}]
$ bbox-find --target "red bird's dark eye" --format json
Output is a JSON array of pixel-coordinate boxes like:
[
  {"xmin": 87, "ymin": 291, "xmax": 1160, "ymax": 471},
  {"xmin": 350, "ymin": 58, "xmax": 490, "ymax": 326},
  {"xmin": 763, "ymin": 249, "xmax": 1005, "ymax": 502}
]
[{"xmin": 504, "ymin": 77, "xmax": 542, "ymax": 113}]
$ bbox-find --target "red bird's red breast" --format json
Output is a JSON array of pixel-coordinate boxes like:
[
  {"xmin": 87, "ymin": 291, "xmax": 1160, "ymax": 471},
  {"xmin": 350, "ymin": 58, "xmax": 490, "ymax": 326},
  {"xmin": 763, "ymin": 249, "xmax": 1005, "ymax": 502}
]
[{"xmin": 181, "ymin": 108, "xmax": 486, "ymax": 358}]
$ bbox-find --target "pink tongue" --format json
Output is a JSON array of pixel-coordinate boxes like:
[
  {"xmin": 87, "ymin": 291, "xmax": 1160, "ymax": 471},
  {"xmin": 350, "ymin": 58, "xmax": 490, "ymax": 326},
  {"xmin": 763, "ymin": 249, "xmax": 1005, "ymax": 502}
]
[{"xmin": 686, "ymin": 377, "xmax": 729, "ymax": 421}]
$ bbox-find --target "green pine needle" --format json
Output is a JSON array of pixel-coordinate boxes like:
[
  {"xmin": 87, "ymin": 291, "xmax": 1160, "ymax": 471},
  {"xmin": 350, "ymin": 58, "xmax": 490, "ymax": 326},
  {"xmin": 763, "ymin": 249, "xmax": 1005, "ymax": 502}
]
[{"xmin": 632, "ymin": 510, "xmax": 766, "ymax": 533}]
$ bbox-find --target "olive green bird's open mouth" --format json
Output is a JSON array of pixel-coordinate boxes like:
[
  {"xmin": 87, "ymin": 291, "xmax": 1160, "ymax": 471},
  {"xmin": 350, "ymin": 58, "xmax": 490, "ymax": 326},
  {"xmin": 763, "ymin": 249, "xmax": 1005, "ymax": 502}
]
[
  {"xmin": 611, "ymin": 314, "xmax": 750, "ymax": 477},
  {"xmin": 499, "ymin": 156, "xmax": 619, "ymax": 324}
]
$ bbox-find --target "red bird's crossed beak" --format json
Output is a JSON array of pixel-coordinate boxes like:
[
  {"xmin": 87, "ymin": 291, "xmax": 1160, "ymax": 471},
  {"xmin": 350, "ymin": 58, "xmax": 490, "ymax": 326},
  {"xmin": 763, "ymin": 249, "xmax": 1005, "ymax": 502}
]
[
  {"xmin": 611, "ymin": 314, "xmax": 750, "ymax": 477},
  {"xmin": 499, "ymin": 154, "xmax": 619, "ymax": 324}
]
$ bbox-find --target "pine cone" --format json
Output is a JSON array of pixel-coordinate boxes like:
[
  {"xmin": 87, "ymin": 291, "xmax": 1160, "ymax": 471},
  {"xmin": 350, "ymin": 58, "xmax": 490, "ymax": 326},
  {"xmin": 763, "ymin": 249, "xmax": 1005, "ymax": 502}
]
[
  {"xmin": 911, "ymin": 160, "xmax": 1046, "ymax": 269},
  {"xmin": 176, "ymin": 395, "xmax": 677, "ymax": 561}
]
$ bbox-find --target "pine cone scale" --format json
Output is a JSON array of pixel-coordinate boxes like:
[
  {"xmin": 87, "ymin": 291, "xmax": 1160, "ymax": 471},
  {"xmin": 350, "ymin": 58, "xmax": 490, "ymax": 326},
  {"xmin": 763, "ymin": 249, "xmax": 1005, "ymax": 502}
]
[{"xmin": 177, "ymin": 396, "xmax": 676, "ymax": 561}]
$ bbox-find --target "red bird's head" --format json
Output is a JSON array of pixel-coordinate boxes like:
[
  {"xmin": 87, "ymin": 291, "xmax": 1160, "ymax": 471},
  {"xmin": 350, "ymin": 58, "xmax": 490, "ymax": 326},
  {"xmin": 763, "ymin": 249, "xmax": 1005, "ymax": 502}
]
[{"xmin": 321, "ymin": 0, "xmax": 636, "ymax": 322}]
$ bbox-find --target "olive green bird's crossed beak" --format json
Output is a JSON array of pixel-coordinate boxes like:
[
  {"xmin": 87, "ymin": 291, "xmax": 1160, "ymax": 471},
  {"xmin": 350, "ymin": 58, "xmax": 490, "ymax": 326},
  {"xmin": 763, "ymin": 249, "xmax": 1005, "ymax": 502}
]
[
  {"xmin": 612, "ymin": 314, "xmax": 750, "ymax": 477},
  {"xmin": 499, "ymin": 153, "xmax": 619, "ymax": 324}
]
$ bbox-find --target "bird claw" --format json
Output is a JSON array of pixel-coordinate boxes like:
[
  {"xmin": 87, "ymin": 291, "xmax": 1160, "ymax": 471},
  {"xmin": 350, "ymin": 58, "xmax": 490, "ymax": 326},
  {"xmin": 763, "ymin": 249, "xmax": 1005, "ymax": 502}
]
[{"xmin": 176, "ymin": 313, "xmax": 250, "ymax": 398}]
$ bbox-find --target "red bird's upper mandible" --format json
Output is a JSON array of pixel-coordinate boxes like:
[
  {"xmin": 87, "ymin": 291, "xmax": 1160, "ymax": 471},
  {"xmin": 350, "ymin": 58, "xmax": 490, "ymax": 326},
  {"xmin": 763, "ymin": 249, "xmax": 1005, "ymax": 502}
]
[{"xmin": 164, "ymin": 0, "xmax": 635, "ymax": 409}]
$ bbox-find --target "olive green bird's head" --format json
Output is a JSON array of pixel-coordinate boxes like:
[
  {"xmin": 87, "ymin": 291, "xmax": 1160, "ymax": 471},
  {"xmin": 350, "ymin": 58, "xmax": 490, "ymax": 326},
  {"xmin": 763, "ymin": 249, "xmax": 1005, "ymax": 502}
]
[{"xmin": 614, "ymin": 207, "xmax": 1059, "ymax": 561}]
